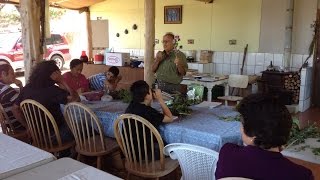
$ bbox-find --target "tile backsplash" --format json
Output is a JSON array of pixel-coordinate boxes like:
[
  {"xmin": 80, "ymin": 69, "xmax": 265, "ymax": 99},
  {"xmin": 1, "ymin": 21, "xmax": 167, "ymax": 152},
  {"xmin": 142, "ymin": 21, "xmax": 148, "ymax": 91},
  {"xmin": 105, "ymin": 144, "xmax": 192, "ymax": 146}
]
[{"xmin": 114, "ymin": 48, "xmax": 313, "ymax": 76}]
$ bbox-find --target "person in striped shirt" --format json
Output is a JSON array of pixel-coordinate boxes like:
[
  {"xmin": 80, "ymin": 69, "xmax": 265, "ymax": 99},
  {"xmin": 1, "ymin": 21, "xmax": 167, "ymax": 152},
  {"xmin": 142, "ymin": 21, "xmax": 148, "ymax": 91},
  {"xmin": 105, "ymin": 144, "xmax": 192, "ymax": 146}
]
[
  {"xmin": 0, "ymin": 63, "xmax": 26, "ymax": 129},
  {"xmin": 88, "ymin": 66, "xmax": 122, "ymax": 92}
]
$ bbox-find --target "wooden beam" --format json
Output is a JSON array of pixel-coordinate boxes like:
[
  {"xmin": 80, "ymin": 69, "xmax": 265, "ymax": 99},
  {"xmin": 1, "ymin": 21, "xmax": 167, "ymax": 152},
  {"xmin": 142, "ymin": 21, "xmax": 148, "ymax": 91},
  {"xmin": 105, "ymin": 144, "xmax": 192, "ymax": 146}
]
[
  {"xmin": 20, "ymin": 0, "xmax": 43, "ymax": 79},
  {"xmin": 144, "ymin": 0, "xmax": 155, "ymax": 86},
  {"xmin": 86, "ymin": 9, "xmax": 93, "ymax": 60}
]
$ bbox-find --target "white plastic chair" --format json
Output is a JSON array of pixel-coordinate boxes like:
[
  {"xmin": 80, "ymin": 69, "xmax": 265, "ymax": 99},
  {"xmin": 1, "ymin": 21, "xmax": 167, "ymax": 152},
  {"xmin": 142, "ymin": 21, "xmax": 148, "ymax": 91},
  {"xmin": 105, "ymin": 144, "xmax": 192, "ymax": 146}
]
[{"xmin": 163, "ymin": 143, "xmax": 219, "ymax": 180}]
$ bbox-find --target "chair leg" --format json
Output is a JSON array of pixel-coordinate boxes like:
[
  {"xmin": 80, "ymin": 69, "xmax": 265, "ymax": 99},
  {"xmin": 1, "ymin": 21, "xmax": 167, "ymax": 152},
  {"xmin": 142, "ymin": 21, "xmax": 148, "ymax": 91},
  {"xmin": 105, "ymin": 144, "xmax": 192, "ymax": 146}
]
[
  {"xmin": 97, "ymin": 156, "xmax": 102, "ymax": 169},
  {"xmin": 77, "ymin": 153, "xmax": 82, "ymax": 161},
  {"xmin": 224, "ymin": 100, "xmax": 228, "ymax": 106}
]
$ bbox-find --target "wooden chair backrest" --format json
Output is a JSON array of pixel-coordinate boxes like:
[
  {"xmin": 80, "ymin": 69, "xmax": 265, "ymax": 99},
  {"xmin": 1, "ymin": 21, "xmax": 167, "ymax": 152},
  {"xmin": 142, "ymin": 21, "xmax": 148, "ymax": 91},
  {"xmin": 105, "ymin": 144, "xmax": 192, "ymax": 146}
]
[
  {"xmin": 228, "ymin": 74, "xmax": 249, "ymax": 89},
  {"xmin": 20, "ymin": 99, "xmax": 62, "ymax": 150},
  {"xmin": 114, "ymin": 114, "xmax": 165, "ymax": 172},
  {"xmin": 0, "ymin": 103, "xmax": 15, "ymax": 135},
  {"xmin": 64, "ymin": 102, "xmax": 106, "ymax": 153}
]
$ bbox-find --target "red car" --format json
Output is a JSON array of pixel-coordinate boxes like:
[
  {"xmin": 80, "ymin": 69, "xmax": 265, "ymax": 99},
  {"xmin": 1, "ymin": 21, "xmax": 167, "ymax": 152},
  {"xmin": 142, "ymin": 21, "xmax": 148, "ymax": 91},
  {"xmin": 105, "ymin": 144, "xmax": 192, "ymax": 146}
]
[{"xmin": 0, "ymin": 32, "xmax": 71, "ymax": 70}]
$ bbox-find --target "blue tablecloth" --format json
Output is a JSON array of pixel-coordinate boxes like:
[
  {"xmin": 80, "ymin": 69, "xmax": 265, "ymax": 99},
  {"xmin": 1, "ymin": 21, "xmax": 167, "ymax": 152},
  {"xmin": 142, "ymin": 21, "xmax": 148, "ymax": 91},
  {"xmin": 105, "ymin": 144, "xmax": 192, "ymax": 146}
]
[{"xmin": 81, "ymin": 101, "xmax": 242, "ymax": 151}]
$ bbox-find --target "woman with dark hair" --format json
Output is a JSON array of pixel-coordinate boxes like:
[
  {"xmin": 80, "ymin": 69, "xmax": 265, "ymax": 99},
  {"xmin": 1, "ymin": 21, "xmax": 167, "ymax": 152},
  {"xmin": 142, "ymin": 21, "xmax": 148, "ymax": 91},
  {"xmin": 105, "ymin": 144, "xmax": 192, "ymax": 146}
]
[
  {"xmin": 63, "ymin": 59, "xmax": 89, "ymax": 93},
  {"xmin": 13, "ymin": 60, "xmax": 79, "ymax": 143},
  {"xmin": 215, "ymin": 93, "xmax": 313, "ymax": 180}
]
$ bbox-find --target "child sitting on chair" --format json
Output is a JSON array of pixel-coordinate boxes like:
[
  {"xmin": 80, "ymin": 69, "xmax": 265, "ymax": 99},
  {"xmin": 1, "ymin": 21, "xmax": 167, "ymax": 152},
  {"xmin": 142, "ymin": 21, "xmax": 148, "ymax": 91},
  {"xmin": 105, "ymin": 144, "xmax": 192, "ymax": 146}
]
[
  {"xmin": 125, "ymin": 80, "xmax": 176, "ymax": 160},
  {"xmin": 88, "ymin": 66, "xmax": 122, "ymax": 92}
]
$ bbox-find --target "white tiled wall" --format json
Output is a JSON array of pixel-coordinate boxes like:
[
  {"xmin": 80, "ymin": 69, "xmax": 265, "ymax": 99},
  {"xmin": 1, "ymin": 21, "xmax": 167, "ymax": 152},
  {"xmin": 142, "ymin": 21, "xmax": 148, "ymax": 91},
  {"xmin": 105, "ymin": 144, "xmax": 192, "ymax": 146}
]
[
  {"xmin": 299, "ymin": 67, "xmax": 313, "ymax": 112},
  {"xmin": 117, "ymin": 48, "xmax": 314, "ymax": 111}
]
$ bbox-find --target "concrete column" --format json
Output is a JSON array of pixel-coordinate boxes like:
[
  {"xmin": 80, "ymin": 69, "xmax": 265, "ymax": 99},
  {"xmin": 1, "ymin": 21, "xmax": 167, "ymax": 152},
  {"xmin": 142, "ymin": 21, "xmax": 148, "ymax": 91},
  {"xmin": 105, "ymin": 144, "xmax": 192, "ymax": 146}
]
[
  {"xmin": 144, "ymin": 0, "xmax": 155, "ymax": 86},
  {"xmin": 283, "ymin": 0, "xmax": 294, "ymax": 69}
]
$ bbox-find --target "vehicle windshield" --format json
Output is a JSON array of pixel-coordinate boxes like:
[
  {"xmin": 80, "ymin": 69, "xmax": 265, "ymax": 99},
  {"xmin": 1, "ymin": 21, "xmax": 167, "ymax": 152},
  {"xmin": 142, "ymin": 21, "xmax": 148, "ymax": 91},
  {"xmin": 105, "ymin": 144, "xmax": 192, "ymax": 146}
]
[{"xmin": 0, "ymin": 33, "xmax": 20, "ymax": 50}]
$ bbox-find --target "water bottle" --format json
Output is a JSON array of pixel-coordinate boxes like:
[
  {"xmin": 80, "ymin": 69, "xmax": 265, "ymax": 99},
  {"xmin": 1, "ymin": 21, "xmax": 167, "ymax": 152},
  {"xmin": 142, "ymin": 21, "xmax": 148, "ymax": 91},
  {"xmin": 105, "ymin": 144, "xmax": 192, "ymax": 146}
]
[{"xmin": 80, "ymin": 50, "xmax": 89, "ymax": 63}]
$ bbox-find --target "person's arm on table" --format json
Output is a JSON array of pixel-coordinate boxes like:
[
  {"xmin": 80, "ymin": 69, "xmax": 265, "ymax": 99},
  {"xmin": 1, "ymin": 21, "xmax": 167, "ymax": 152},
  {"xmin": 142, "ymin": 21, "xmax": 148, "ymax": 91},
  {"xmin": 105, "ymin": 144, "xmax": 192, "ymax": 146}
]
[{"xmin": 153, "ymin": 89, "xmax": 173, "ymax": 123}]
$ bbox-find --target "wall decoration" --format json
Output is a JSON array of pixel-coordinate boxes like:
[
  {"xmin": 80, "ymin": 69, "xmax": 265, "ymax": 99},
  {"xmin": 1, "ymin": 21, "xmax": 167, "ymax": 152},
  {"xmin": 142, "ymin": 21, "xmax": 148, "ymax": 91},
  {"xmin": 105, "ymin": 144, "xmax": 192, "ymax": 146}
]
[
  {"xmin": 164, "ymin": 5, "xmax": 182, "ymax": 24},
  {"xmin": 124, "ymin": 29, "xmax": 128, "ymax": 34},
  {"xmin": 116, "ymin": 33, "xmax": 120, "ymax": 37},
  {"xmin": 132, "ymin": 24, "xmax": 138, "ymax": 30}
]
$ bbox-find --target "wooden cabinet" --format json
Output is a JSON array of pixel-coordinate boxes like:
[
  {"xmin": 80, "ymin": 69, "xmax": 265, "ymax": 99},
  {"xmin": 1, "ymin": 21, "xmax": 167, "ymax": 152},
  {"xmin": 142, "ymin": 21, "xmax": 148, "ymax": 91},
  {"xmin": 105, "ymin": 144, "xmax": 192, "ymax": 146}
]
[{"xmin": 82, "ymin": 64, "xmax": 144, "ymax": 90}]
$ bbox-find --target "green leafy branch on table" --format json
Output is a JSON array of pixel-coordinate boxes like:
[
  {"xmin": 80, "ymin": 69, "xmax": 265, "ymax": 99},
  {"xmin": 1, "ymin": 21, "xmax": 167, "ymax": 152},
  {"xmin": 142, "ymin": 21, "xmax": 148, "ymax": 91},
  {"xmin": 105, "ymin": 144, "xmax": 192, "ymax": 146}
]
[
  {"xmin": 112, "ymin": 89, "xmax": 132, "ymax": 103},
  {"xmin": 287, "ymin": 118, "xmax": 320, "ymax": 147},
  {"xmin": 166, "ymin": 95, "xmax": 193, "ymax": 117}
]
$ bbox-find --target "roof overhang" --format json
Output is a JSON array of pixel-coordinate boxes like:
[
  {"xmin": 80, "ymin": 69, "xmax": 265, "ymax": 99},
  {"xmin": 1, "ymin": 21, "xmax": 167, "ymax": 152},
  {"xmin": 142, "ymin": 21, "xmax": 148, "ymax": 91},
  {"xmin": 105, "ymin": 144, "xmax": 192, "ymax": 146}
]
[{"xmin": 0, "ymin": 0, "xmax": 106, "ymax": 10}]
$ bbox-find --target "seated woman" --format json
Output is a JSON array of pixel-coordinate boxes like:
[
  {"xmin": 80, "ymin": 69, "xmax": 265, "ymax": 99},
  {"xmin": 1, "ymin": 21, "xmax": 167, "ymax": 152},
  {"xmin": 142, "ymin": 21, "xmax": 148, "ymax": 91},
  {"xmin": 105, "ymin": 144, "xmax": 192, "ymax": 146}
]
[
  {"xmin": 215, "ymin": 93, "xmax": 313, "ymax": 180},
  {"xmin": 12, "ymin": 61, "xmax": 79, "ymax": 143},
  {"xmin": 0, "ymin": 63, "xmax": 26, "ymax": 130},
  {"xmin": 88, "ymin": 66, "xmax": 122, "ymax": 92},
  {"xmin": 63, "ymin": 59, "xmax": 89, "ymax": 94}
]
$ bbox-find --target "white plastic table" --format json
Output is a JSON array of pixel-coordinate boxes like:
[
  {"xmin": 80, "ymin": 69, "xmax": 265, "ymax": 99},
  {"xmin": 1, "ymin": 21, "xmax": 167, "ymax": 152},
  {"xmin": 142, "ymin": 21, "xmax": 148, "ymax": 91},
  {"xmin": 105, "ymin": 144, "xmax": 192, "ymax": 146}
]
[
  {"xmin": 4, "ymin": 158, "xmax": 123, "ymax": 180},
  {"xmin": 0, "ymin": 133, "xmax": 56, "ymax": 179}
]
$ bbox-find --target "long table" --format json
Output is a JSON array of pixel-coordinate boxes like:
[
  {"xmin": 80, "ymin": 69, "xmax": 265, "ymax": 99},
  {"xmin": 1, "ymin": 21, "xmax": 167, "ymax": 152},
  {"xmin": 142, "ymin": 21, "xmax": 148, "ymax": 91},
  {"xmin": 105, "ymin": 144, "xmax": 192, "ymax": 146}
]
[
  {"xmin": 83, "ymin": 100, "xmax": 242, "ymax": 152},
  {"xmin": 0, "ymin": 134, "xmax": 56, "ymax": 179},
  {"xmin": 4, "ymin": 158, "xmax": 122, "ymax": 180}
]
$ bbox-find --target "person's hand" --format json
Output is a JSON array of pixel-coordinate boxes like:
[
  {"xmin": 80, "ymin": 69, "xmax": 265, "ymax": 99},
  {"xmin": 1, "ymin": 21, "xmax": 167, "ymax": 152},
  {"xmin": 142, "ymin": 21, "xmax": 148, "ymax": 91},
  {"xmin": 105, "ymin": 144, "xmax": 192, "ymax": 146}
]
[
  {"xmin": 116, "ymin": 75, "xmax": 122, "ymax": 82},
  {"xmin": 76, "ymin": 88, "xmax": 84, "ymax": 94},
  {"xmin": 152, "ymin": 89, "xmax": 163, "ymax": 102},
  {"xmin": 174, "ymin": 54, "xmax": 182, "ymax": 66},
  {"xmin": 156, "ymin": 51, "xmax": 165, "ymax": 62},
  {"xmin": 50, "ymin": 71, "xmax": 63, "ymax": 83},
  {"xmin": 14, "ymin": 79, "xmax": 23, "ymax": 88}
]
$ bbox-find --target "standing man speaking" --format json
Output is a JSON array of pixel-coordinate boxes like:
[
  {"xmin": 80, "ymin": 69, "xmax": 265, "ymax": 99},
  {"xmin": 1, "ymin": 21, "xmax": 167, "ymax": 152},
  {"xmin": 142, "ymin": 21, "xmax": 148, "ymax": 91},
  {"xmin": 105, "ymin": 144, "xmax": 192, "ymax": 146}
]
[{"xmin": 152, "ymin": 33, "xmax": 188, "ymax": 93}]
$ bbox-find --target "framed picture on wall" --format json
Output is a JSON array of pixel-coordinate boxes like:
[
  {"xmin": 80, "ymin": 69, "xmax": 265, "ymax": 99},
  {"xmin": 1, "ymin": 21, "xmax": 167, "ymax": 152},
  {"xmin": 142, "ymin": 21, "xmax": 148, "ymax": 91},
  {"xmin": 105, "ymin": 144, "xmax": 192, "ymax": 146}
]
[{"xmin": 164, "ymin": 5, "xmax": 182, "ymax": 24}]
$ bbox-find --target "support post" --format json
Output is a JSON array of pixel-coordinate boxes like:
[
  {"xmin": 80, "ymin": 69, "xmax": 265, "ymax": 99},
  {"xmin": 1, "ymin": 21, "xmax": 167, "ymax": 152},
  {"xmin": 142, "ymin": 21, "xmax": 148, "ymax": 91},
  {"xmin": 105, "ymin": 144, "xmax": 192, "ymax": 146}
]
[
  {"xmin": 144, "ymin": 0, "xmax": 155, "ymax": 86},
  {"xmin": 20, "ymin": 0, "xmax": 43, "ymax": 79}
]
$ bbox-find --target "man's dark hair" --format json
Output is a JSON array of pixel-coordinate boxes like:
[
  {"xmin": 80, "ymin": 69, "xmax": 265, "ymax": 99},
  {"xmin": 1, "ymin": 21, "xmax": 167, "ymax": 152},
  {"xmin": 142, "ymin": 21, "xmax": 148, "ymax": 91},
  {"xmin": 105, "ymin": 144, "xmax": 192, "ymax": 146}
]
[
  {"xmin": 28, "ymin": 61, "xmax": 60, "ymax": 88},
  {"xmin": 108, "ymin": 66, "xmax": 119, "ymax": 77},
  {"xmin": 130, "ymin": 80, "xmax": 150, "ymax": 103},
  {"xmin": 164, "ymin": 32, "xmax": 174, "ymax": 39},
  {"xmin": 237, "ymin": 93, "xmax": 292, "ymax": 149},
  {"xmin": 70, "ymin": 59, "xmax": 83, "ymax": 69},
  {"xmin": 0, "ymin": 64, "xmax": 12, "ymax": 77}
]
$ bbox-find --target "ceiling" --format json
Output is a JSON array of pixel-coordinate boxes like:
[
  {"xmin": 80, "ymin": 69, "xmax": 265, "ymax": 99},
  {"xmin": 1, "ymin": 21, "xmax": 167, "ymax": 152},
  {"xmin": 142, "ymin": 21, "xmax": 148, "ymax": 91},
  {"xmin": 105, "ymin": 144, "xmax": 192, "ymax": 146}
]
[{"xmin": 1, "ymin": 0, "xmax": 106, "ymax": 10}]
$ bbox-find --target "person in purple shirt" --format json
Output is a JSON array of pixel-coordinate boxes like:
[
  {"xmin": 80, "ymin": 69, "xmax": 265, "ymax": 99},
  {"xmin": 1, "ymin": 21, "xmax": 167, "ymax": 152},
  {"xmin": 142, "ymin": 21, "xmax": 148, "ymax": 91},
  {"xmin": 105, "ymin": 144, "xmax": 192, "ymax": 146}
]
[{"xmin": 215, "ymin": 93, "xmax": 314, "ymax": 180}]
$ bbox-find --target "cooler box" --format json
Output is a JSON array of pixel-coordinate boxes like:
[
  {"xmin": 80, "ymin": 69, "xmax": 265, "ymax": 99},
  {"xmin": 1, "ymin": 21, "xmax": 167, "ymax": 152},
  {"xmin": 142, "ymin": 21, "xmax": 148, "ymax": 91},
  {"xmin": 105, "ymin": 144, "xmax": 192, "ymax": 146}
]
[{"xmin": 104, "ymin": 52, "xmax": 130, "ymax": 66}]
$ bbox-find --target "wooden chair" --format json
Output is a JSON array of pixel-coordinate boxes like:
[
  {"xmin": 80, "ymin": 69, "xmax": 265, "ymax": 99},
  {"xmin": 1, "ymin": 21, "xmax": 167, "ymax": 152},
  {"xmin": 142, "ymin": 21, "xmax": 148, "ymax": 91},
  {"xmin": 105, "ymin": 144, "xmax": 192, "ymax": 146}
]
[
  {"xmin": 114, "ymin": 114, "xmax": 179, "ymax": 180},
  {"xmin": 218, "ymin": 74, "xmax": 249, "ymax": 106},
  {"xmin": 0, "ymin": 103, "xmax": 30, "ymax": 143},
  {"xmin": 64, "ymin": 102, "xmax": 120, "ymax": 169},
  {"xmin": 20, "ymin": 99, "xmax": 75, "ymax": 156}
]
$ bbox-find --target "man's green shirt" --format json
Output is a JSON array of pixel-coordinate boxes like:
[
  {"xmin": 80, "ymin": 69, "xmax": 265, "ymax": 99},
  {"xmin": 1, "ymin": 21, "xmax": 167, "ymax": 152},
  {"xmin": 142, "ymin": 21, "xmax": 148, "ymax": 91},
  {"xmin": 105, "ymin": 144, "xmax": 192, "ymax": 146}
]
[{"xmin": 156, "ymin": 50, "xmax": 188, "ymax": 84}]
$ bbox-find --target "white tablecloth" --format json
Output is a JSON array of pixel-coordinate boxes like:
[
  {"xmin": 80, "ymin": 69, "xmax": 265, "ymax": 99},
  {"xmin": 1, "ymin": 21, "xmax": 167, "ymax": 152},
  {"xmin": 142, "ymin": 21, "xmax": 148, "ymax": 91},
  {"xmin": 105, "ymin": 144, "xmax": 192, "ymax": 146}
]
[
  {"xmin": 0, "ymin": 133, "xmax": 56, "ymax": 179},
  {"xmin": 282, "ymin": 138, "xmax": 320, "ymax": 164},
  {"xmin": 5, "ymin": 158, "xmax": 122, "ymax": 180}
]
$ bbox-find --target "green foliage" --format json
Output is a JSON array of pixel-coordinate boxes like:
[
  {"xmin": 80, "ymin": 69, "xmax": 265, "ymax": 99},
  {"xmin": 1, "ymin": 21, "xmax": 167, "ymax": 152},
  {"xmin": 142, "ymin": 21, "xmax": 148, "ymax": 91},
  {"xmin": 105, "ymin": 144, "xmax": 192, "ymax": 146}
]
[
  {"xmin": 287, "ymin": 117, "xmax": 320, "ymax": 147},
  {"xmin": 49, "ymin": 8, "xmax": 66, "ymax": 20},
  {"xmin": 0, "ymin": 5, "xmax": 66, "ymax": 28},
  {"xmin": 167, "ymin": 95, "xmax": 192, "ymax": 116},
  {"xmin": 112, "ymin": 89, "xmax": 132, "ymax": 103},
  {"xmin": 312, "ymin": 147, "xmax": 320, "ymax": 156},
  {"xmin": 220, "ymin": 114, "xmax": 241, "ymax": 122}
]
